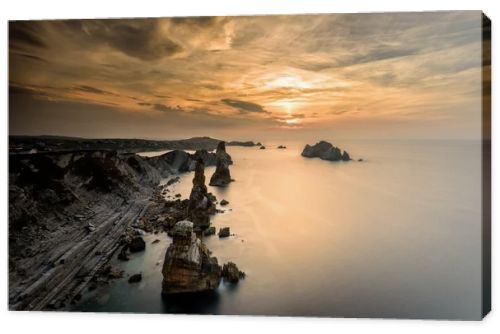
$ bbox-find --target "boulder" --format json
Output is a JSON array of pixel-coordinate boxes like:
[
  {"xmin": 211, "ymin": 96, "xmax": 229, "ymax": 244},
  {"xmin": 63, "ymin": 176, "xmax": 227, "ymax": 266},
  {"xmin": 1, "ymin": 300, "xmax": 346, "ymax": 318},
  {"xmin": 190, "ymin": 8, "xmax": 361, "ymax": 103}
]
[
  {"xmin": 221, "ymin": 262, "xmax": 246, "ymax": 283},
  {"xmin": 220, "ymin": 199, "xmax": 229, "ymax": 206},
  {"xmin": 301, "ymin": 141, "xmax": 351, "ymax": 162},
  {"xmin": 128, "ymin": 273, "xmax": 142, "ymax": 283},
  {"xmin": 161, "ymin": 221, "xmax": 221, "ymax": 294},
  {"xmin": 341, "ymin": 151, "xmax": 351, "ymax": 161},
  {"xmin": 203, "ymin": 226, "xmax": 216, "ymax": 236},
  {"xmin": 117, "ymin": 245, "xmax": 130, "ymax": 261},
  {"xmin": 259, "ymin": 146, "xmax": 266, "ymax": 150},
  {"xmin": 218, "ymin": 227, "xmax": 230, "ymax": 238},
  {"xmin": 277, "ymin": 145, "xmax": 287, "ymax": 149},
  {"xmin": 129, "ymin": 236, "xmax": 146, "ymax": 252},
  {"xmin": 166, "ymin": 176, "xmax": 180, "ymax": 186}
]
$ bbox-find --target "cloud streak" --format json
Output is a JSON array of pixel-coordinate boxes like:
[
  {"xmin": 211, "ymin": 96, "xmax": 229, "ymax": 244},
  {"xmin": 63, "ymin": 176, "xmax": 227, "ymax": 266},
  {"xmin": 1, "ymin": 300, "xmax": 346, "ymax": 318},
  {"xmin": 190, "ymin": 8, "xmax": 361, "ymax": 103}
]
[{"xmin": 221, "ymin": 99, "xmax": 266, "ymax": 113}]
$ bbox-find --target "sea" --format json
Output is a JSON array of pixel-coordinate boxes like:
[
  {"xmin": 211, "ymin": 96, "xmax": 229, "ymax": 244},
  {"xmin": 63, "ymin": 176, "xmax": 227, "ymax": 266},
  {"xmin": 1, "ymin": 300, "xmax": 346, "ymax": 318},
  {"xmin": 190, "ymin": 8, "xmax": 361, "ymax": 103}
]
[{"xmin": 72, "ymin": 139, "xmax": 483, "ymax": 319}]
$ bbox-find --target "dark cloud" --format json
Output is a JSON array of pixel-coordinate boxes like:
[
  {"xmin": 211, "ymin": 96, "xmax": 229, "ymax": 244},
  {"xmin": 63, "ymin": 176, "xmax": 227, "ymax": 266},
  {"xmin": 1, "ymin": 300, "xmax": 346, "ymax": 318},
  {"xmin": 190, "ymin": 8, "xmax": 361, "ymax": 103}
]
[
  {"xmin": 153, "ymin": 103, "xmax": 181, "ymax": 113},
  {"xmin": 154, "ymin": 94, "xmax": 172, "ymax": 99},
  {"xmin": 329, "ymin": 110, "xmax": 349, "ymax": 115},
  {"xmin": 69, "ymin": 19, "xmax": 183, "ymax": 61},
  {"xmin": 202, "ymin": 84, "xmax": 224, "ymax": 91},
  {"xmin": 221, "ymin": 99, "xmax": 266, "ymax": 113},
  {"xmin": 9, "ymin": 84, "xmax": 50, "ymax": 99},
  {"xmin": 170, "ymin": 16, "xmax": 218, "ymax": 27},
  {"xmin": 73, "ymin": 85, "xmax": 118, "ymax": 96},
  {"xmin": 10, "ymin": 85, "xmax": 38, "ymax": 96},
  {"xmin": 12, "ymin": 53, "xmax": 47, "ymax": 62},
  {"xmin": 9, "ymin": 21, "xmax": 47, "ymax": 49}
]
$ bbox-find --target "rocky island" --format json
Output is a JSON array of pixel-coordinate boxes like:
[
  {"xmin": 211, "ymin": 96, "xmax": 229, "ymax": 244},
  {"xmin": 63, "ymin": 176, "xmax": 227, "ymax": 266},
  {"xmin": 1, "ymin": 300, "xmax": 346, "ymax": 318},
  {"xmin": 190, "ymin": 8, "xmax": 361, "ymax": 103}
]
[
  {"xmin": 226, "ymin": 140, "xmax": 261, "ymax": 147},
  {"xmin": 301, "ymin": 141, "xmax": 351, "ymax": 161}
]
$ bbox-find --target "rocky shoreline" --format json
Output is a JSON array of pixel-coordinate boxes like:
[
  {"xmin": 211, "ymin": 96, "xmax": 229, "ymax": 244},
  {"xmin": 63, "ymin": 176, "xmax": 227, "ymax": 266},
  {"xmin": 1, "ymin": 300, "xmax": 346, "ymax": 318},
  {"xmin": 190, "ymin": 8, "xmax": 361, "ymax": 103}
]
[
  {"xmin": 8, "ymin": 143, "xmax": 240, "ymax": 310},
  {"xmin": 9, "ymin": 137, "xmax": 358, "ymax": 311}
]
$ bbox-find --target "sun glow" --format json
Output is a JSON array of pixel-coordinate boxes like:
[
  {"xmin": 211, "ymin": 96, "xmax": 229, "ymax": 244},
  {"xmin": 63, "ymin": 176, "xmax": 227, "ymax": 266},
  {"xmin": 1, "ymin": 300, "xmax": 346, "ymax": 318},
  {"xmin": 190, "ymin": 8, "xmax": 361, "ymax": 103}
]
[
  {"xmin": 266, "ymin": 74, "xmax": 311, "ymax": 89},
  {"xmin": 269, "ymin": 99, "xmax": 299, "ymax": 115}
]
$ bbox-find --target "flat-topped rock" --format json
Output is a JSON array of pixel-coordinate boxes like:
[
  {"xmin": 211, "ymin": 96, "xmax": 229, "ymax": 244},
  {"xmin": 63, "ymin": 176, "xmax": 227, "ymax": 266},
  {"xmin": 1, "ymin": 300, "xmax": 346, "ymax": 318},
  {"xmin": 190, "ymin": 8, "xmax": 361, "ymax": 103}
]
[{"xmin": 302, "ymin": 141, "xmax": 351, "ymax": 162}]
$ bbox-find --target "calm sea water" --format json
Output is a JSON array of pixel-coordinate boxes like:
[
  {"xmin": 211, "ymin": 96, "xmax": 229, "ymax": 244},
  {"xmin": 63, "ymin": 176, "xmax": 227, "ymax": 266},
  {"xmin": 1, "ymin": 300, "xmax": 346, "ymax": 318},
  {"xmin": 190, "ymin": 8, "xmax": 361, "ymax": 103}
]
[{"xmin": 72, "ymin": 140, "xmax": 483, "ymax": 319}]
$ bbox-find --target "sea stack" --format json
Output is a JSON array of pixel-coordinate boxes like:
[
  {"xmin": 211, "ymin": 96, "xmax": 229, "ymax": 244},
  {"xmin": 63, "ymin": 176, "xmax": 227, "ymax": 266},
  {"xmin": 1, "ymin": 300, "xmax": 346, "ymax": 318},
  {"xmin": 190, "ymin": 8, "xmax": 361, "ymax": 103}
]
[
  {"xmin": 209, "ymin": 142, "xmax": 233, "ymax": 187},
  {"xmin": 161, "ymin": 220, "xmax": 221, "ymax": 294},
  {"xmin": 187, "ymin": 159, "xmax": 215, "ymax": 230},
  {"xmin": 301, "ymin": 141, "xmax": 351, "ymax": 162},
  {"xmin": 216, "ymin": 141, "xmax": 233, "ymax": 164}
]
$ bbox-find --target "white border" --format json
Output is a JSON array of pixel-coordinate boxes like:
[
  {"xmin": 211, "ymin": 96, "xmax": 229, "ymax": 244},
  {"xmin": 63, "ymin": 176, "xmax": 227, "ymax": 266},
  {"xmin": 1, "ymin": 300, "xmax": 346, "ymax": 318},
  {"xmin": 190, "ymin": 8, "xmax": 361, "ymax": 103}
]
[{"xmin": 1, "ymin": 1, "xmax": 498, "ymax": 333}]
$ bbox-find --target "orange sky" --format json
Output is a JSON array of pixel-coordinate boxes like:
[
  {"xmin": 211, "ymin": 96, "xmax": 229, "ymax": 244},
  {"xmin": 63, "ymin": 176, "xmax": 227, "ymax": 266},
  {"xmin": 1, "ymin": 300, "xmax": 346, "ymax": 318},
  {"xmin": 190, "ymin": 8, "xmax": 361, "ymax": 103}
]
[{"xmin": 9, "ymin": 12, "xmax": 484, "ymax": 140}]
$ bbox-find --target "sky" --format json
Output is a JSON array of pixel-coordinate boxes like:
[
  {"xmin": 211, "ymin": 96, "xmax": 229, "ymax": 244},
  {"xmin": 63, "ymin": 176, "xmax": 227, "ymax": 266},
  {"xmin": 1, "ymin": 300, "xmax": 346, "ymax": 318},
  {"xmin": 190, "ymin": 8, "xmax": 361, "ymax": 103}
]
[{"xmin": 9, "ymin": 11, "xmax": 485, "ymax": 141}]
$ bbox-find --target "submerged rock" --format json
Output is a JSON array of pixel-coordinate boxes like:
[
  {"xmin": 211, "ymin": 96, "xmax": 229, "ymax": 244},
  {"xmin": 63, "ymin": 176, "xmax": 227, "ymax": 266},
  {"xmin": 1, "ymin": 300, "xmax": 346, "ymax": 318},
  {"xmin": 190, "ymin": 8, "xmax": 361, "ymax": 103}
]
[
  {"xmin": 301, "ymin": 141, "xmax": 351, "ymax": 162},
  {"xmin": 161, "ymin": 221, "xmax": 221, "ymax": 294},
  {"xmin": 221, "ymin": 262, "xmax": 245, "ymax": 283},
  {"xmin": 101, "ymin": 265, "xmax": 124, "ymax": 279},
  {"xmin": 277, "ymin": 145, "xmax": 287, "ymax": 149},
  {"xmin": 259, "ymin": 146, "xmax": 266, "ymax": 150}
]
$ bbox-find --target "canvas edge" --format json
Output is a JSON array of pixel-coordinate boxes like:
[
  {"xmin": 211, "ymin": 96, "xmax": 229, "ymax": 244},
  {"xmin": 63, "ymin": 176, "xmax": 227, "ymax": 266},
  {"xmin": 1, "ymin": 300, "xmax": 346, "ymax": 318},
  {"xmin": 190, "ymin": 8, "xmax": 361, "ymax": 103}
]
[{"xmin": 481, "ymin": 10, "xmax": 491, "ymax": 320}]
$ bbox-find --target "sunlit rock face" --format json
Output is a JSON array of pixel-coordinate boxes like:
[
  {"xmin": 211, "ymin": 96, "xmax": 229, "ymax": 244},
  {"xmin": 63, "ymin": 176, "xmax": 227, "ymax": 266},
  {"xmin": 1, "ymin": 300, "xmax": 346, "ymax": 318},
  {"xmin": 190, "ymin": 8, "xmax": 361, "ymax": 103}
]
[
  {"xmin": 187, "ymin": 160, "xmax": 215, "ymax": 230},
  {"xmin": 161, "ymin": 220, "xmax": 221, "ymax": 295},
  {"xmin": 301, "ymin": 141, "xmax": 351, "ymax": 162}
]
